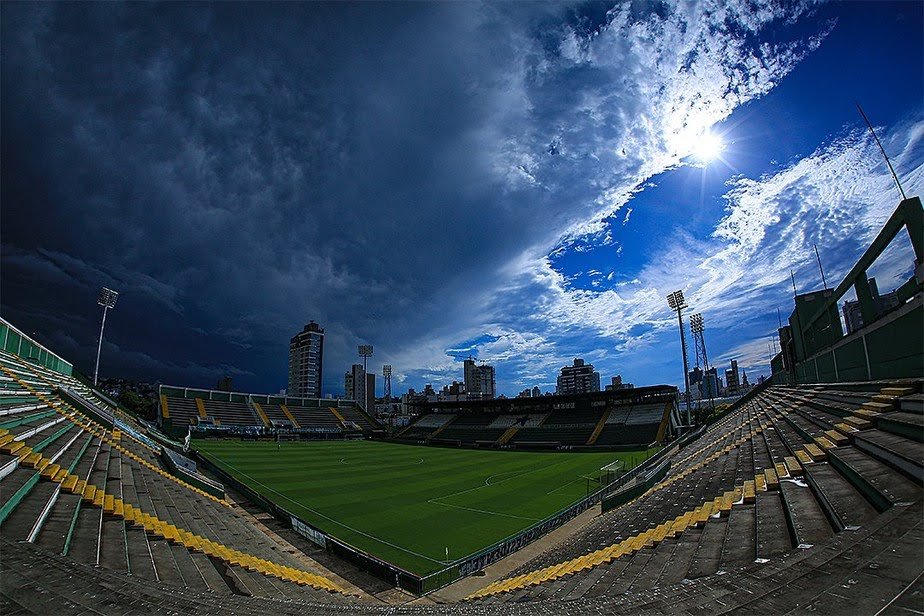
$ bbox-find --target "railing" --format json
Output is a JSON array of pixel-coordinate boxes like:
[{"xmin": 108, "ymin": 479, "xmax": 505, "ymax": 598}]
[
  {"xmin": 0, "ymin": 317, "xmax": 73, "ymax": 376},
  {"xmin": 786, "ymin": 196, "xmax": 923, "ymax": 383}
]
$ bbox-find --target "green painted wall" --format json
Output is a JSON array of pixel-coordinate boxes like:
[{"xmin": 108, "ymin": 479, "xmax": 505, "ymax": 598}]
[{"xmin": 0, "ymin": 318, "xmax": 73, "ymax": 376}]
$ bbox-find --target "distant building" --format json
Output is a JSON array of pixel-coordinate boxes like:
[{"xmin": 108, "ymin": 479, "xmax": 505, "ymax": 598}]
[
  {"xmin": 605, "ymin": 375, "xmax": 634, "ymax": 391},
  {"xmin": 725, "ymin": 359, "xmax": 740, "ymax": 394},
  {"xmin": 701, "ymin": 367, "xmax": 720, "ymax": 399},
  {"xmin": 288, "ymin": 321, "xmax": 324, "ymax": 398},
  {"xmin": 463, "ymin": 358, "xmax": 496, "ymax": 399},
  {"xmin": 436, "ymin": 380, "xmax": 468, "ymax": 402},
  {"xmin": 215, "ymin": 376, "xmax": 233, "ymax": 392},
  {"xmin": 842, "ymin": 277, "xmax": 901, "ymax": 334},
  {"xmin": 346, "ymin": 363, "xmax": 365, "ymax": 404},
  {"xmin": 364, "ymin": 372, "xmax": 375, "ymax": 413},
  {"xmin": 742, "ymin": 370, "xmax": 749, "ymax": 387},
  {"xmin": 344, "ymin": 370, "xmax": 355, "ymax": 400},
  {"xmin": 556, "ymin": 358, "xmax": 600, "ymax": 395},
  {"xmin": 516, "ymin": 387, "xmax": 544, "ymax": 398}
]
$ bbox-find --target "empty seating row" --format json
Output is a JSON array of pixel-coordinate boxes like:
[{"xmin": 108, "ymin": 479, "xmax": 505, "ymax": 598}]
[
  {"xmin": 487, "ymin": 413, "xmax": 547, "ymax": 429},
  {"xmin": 283, "ymin": 405, "xmax": 342, "ymax": 429},
  {"xmin": 411, "ymin": 414, "xmax": 456, "ymax": 428},
  {"xmin": 594, "ymin": 423, "xmax": 660, "ymax": 446},
  {"xmin": 464, "ymin": 381, "xmax": 922, "ymax": 606},
  {"xmin": 509, "ymin": 425, "xmax": 596, "ymax": 445},
  {"xmin": 337, "ymin": 405, "xmax": 376, "ymax": 430},
  {"xmin": 624, "ymin": 404, "xmax": 666, "ymax": 425},
  {"xmin": 202, "ymin": 400, "xmax": 258, "ymax": 426},
  {"xmin": 0, "ymin": 350, "xmax": 360, "ymax": 606}
]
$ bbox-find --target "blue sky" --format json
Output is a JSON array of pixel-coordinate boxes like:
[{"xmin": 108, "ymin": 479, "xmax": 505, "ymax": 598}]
[{"xmin": 2, "ymin": 1, "xmax": 922, "ymax": 397}]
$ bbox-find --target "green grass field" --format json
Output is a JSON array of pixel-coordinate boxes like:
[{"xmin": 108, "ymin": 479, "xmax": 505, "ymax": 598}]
[{"xmin": 195, "ymin": 439, "xmax": 656, "ymax": 575}]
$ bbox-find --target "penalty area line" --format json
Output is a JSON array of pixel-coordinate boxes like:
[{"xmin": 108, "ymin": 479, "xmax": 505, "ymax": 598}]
[
  {"xmin": 200, "ymin": 453, "xmax": 447, "ymax": 565},
  {"xmin": 426, "ymin": 499, "xmax": 542, "ymax": 522},
  {"xmin": 546, "ymin": 477, "xmax": 585, "ymax": 495}
]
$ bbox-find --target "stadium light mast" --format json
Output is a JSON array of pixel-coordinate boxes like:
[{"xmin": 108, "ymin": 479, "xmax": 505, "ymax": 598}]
[
  {"xmin": 93, "ymin": 287, "xmax": 119, "ymax": 387},
  {"xmin": 382, "ymin": 364, "xmax": 392, "ymax": 401},
  {"xmin": 690, "ymin": 313, "xmax": 709, "ymax": 369},
  {"xmin": 690, "ymin": 313, "xmax": 713, "ymax": 418},
  {"xmin": 358, "ymin": 345, "xmax": 373, "ymax": 376},
  {"xmin": 667, "ymin": 290, "xmax": 692, "ymax": 426},
  {"xmin": 382, "ymin": 364, "xmax": 393, "ymax": 435}
]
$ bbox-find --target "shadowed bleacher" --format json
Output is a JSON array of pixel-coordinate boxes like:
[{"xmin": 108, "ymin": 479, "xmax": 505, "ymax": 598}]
[{"xmin": 463, "ymin": 380, "xmax": 923, "ymax": 606}]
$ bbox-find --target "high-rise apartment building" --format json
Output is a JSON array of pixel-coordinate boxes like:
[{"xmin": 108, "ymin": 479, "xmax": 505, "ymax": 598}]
[
  {"xmin": 288, "ymin": 321, "xmax": 324, "ymax": 398},
  {"xmin": 556, "ymin": 358, "xmax": 601, "ymax": 395},
  {"xmin": 344, "ymin": 371, "xmax": 355, "ymax": 400},
  {"xmin": 605, "ymin": 375, "xmax": 634, "ymax": 391},
  {"xmin": 364, "ymin": 372, "xmax": 376, "ymax": 413},
  {"xmin": 725, "ymin": 359, "xmax": 740, "ymax": 394},
  {"xmin": 346, "ymin": 363, "xmax": 364, "ymax": 402},
  {"xmin": 463, "ymin": 358, "xmax": 496, "ymax": 399},
  {"xmin": 701, "ymin": 367, "xmax": 720, "ymax": 398}
]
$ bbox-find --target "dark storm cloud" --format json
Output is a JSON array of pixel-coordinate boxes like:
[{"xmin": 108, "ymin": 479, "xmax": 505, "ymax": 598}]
[
  {"xmin": 1, "ymin": 1, "xmax": 831, "ymax": 394},
  {"xmin": 1, "ymin": 3, "xmax": 568, "ymax": 391}
]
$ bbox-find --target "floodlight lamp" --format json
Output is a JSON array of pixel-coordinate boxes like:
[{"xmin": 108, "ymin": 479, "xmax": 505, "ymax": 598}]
[
  {"xmin": 666, "ymin": 290, "xmax": 686, "ymax": 311},
  {"xmin": 383, "ymin": 364, "xmax": 392, "ymax": 377},
  {"xmin": 98, "ymin": 287, "xmax": 119, "ymax": 309},
  {"xmin": 358, "ymin": 345, "xmax": 374, "ymax": 357},
  {"xmin": 690, "ymin": 313, "xmax": 705, "ymax": 334}
]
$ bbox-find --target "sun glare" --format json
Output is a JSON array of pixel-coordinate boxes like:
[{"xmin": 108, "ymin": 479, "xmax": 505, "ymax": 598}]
[{"xmin": 692, "ymin": 132, "xmax": 725, "ymax": 163}]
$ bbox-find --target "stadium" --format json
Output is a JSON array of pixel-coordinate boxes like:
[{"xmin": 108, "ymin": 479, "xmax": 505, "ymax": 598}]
[
  {"xmin": 0, "ymin": 194, "xmax": 922, "ymax": 613},
  {"xmin": 2, "ymin": 3, "xmax": 923, "ymax": 614}
]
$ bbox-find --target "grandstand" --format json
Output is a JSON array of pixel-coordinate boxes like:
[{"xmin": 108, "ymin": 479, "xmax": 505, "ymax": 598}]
[
  {"xmin": 158, "ymin": 385, "xmax": 381, "ymax": 438},
  {"xmin": 462, "ymin": 378, "xmax": 923, "ymax": 610},
  {"xmin": 0, "ymin": 343, "xmax": 364, "ymax": 608},
  {"xmin": 396, "ymin": 386, "xmax": 679, "ymax": 450},
  {"xmin": 2, "ymin": 337, "xmax": 921, "ymax": 612}
]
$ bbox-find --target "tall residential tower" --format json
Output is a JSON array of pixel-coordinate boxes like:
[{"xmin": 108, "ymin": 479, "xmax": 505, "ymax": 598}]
[
  {"xmin": 556, "ymin": 358, "xmax": 601, "ymax": 395},
  {"xmin": 288, "ymin": 321, "xmax": 324, "ymax": 398},
  {"xmin": 463, "ymin": 357, "xmax": 496, "ymax": 399}
]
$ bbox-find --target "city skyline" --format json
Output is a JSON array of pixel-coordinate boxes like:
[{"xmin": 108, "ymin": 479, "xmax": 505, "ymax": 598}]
[{"xmin": 2, "ymin": 2, "xmax": 922, "ymax": 397}]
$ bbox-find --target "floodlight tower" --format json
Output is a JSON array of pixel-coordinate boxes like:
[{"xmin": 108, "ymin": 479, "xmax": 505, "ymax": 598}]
[
  {"xmin": 690, "ymin": 313, "xmax": 713, "ymax": 416},
  {"xmin": 383, "ymin": 364, "xmax": 392, "ymax": 401},
  {"xmin": 357, "ymin": 345, "xmax": 374, "ymax": 410},
  {"xmin": 690, "ymin": 314, "xmax": 709, "ymax": 370},
  {"xmin": 666, "ymin": 290, "xmax": 692, "ymax": 425},
  {"xmin": 93, "ymin": 287, "xmax": 119, "ymax": 386},
  {"xmin": 358, "ymin": 345, "xmax": 373, "ymax": 374},
  {"xmin": 382, "ymin": 364, "xmax": 394, "ymax": 435}
]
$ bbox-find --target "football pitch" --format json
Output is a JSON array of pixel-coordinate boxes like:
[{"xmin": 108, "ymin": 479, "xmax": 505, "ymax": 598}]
[{"xmin": 195, "ymin": 439, "xmax": 657, "ymax": 575}]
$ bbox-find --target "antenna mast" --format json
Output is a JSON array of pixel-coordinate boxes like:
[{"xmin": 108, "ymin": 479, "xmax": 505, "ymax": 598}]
[
  {"xmin": 813, "ymin": 243, "xmax": 828, "ymax": 290},
  {"xmin": 857, "ymin": 103, "xmax": 906, "ymax": 200}
]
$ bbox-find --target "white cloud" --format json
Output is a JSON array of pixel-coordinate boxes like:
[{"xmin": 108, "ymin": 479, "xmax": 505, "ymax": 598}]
[{"xmin": 474, "ymin": 116, "xmax": 924, "ymax": 389}]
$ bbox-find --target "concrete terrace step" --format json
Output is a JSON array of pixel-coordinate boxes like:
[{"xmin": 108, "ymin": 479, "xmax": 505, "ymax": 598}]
[
  {"xmin": 876, "ymin": 411, "xmax": 924, "ymax": 442},
  {"xmin": 853, "ymin": 429, "xmax": 924, "ymax": 484},
  {"xmin": 899, "ymin": 393, "xmax": 924, "ymax": 414},
  {"xmin": 827, "ymin": 445, "xmax": 921, "ymax": 510}
]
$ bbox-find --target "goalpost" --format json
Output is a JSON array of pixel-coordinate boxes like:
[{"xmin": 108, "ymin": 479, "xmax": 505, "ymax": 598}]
[
  {"xmin": 582, "ymin": 459, "xmax": 626, "ymax": 496},
  {"xmin": 599, "ymin": 459, "xmax": 626, "ymax": 491}
]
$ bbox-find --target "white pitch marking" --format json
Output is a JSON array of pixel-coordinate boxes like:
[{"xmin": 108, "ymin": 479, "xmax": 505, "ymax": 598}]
[{"xmin": 200, "ymin": 453, "xmax": 447, "ymax": 565}]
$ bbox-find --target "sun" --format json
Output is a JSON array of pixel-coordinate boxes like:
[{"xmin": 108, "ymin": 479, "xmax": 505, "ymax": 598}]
[{"xmin": 691, "ymin": 131, "xmax": 725, "ymax": 163}]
